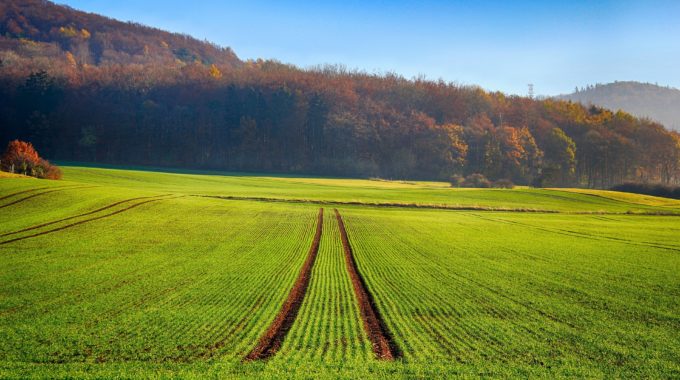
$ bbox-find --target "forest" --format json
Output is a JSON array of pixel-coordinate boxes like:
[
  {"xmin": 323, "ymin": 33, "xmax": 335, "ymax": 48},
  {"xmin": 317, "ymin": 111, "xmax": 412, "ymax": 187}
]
[{"xmin": 1, "ymin": 0, "xmax": 679, "ymax": 187}]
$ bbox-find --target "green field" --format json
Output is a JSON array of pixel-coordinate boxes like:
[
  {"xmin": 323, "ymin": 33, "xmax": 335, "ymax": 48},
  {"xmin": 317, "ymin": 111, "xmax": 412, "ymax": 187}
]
[{"xmin": 1, "ymin": 165, "xmax": 679, "ymax": 378}]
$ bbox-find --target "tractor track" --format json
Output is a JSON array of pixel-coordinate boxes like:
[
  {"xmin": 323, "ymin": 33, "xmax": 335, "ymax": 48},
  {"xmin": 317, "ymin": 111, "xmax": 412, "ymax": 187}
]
[
  {"xmin": 0, "ymin": 194, "xmax": 170, "ymax": 237},
  {"xmin": 0, "ymin": 186, "xmax": 52, "ymax": 201},
  {"xmin": 0, "ymin": 196, "xmax": 181, "ymax": 246},
  {"xmin": 244, "ymin": 208, "xmax": 324, "ymax": 361},
  {"xmin": 334, "ymin": 209, "xmax": 400, "ymax": 360},
  {"xmin": 0, "ymin": 186, "xmax": 97, "ymax": 209}
]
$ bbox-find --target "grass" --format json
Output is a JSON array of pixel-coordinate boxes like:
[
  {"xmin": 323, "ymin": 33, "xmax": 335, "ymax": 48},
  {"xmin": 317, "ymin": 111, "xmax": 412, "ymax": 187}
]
[
  {"xmin": 1, "ymin": 194, "xmax": 319, "ymax": 369},
  {"xmin": 270, "ymin": 210, "xmax": 372, "ymax": 363},
  {"xmin": 343, "ymin": 208, "xmax": 680, "ymax": 377},
  {"xmin": 1, "ymin": 164, "xmax": 679, "ymax": 378},
  {"xmin": 0, "ymin": 171, "xmax": 28, "ymax": 179},
  {"xmin": 51, "ymin": 165, "xmax": 680, "ymax": 213},
  {"xmin": 553, "ymin": 187, "xmax": 680, "ymax": 208}
]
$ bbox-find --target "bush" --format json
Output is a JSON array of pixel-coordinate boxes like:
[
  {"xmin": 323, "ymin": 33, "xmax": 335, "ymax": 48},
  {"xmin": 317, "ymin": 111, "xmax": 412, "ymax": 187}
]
[
  {"xmin": 449, "ymin": 174, "xmax": 464, "ymax": 187},
  {"xmin": 461, "ymin": 173, "xmax": 491, "ymax": 188},
  {"xmin": 610, "ymin": 182, "xmax": 680, "ymax": 200},
  {"xmin": 35, "ymin": 159, "xmax": 62, "ymax": 179},
  {"xmin": 492, "ymin": 179, "xmax": 515, "ymax": 189},
  {"xmin": 1, "ymin": 140, "xmax": 61, "ymax": 180}
]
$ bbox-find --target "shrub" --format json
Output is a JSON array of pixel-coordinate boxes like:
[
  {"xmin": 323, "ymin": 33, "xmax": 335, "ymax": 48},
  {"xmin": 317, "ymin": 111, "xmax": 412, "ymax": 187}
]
[
  {"xmin": 449, "ymin": 174, "xmax": 464, "ymax": 187},
  {"xmin": 492, "ymin": 179, "xmax": 515, "ymax": 189},
  {"xmin": 1, "ymin": 140, "xmax": 61, "ymax": 180},
  {"xmin": 461, "ymin": 173, "xmax": 491, "ymax": 188},
  {"xmin": 610, "ymin": 182, "xmax": 680, "ymax": 200},
  {"xmin": 36, "ymin": 159, "xmax": 62, "ymax": 180}
]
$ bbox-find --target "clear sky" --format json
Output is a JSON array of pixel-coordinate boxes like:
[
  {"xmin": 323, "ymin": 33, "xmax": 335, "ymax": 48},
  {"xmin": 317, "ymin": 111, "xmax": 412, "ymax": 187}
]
[{"xmin": 56, "ymin": 0, "xmax": 680, "ymax": 96}]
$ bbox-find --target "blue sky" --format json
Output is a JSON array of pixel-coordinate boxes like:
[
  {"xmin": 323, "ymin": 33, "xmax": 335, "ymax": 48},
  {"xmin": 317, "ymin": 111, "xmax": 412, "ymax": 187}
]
[{"xmin": 57, "ymin": 0, "xmax": 680, "ymax": 96}]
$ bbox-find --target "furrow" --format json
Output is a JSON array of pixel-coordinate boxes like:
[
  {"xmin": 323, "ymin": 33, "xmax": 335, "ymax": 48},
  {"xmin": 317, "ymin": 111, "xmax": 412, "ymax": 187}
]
[
  {"xmin": 334, "ymin": 208, "xmax": 400, "ymax": 360},
  {"xmin": 244, "ymin": 208, "xmax": 324, "ymax": 361}
]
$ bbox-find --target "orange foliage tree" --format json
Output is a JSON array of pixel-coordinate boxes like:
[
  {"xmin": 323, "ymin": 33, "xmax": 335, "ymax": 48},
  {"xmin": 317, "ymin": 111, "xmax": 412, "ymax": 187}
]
[{"xmin": 1, "ymin": 140, "xmax": 62, "ymax": 179}]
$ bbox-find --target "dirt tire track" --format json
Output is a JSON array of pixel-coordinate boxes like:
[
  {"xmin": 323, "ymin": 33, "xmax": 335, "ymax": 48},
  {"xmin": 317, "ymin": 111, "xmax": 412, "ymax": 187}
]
[
  {"xmin": 199, "ymin": 195, "xmax": 680, "ymax": 216},
  {"xmin": 334, "ymin": 209, "xmax": 400, "ymax": 360},
  {"xmin": 468, "ymin": 212, "xmax": 680, "ymax": 252},
  {"xmin": 0, "ymin": 194, "xmax": 170, "ymax": 237},
  {"xmin": 198, "ymin": 195, "xmax": 562, "ymax": 214},
  {"xmin": 244, "ymin": 208, "xmax": 324, "ymax": 361},
  {"xmin": 0, "ymin": 186, "xmax": 52, "ymax": 201},
  {"xmin": 0, "ymin": 196, "xmax": 181, "ymax": 246},
  {"xmin": 0, "ymin": 186, "xmax": 97, "ymax": 209}
]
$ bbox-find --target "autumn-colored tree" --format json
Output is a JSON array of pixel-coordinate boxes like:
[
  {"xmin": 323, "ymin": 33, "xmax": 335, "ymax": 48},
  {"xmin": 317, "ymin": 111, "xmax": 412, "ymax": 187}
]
[
  {"xmin": 36, "ymin": 158, "xmax": 63, "ymax": 180},
  {"xmin": 209, "ymin": 64, "xmax": 222, "ymax": 79},
  {"xmin": 464, "ymin": 114, "xmax": 495, "ymax": 175},
  {"xmin": 1, "ymin": 140, "xmax": 40, "ymax": 175},
  {"xmin": 1, "ymin": 140, "xmax": 61, "ymax": 179},
  {"xmin": 65, "ymin": 51, "xmax": 77, "ymax": 67}
]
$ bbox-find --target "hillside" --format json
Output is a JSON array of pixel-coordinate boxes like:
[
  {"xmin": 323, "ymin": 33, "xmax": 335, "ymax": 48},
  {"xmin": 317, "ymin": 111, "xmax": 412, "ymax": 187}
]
[
  {"xmin": 1, "ymin": 2, "xmax": 679, "ymax": 188},
  {"xmin": 0, "ymin": 0, "xmax": 240, "ymax": 68},
  {"xmin": 558, "ymin": 82, "xmax": 680, "ymax": 131}
]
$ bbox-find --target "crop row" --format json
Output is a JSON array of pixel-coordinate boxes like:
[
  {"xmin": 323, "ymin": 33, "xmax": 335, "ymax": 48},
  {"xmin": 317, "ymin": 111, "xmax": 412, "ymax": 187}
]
[
  {"xmin": 339, "ymin": 208, "xmax": 680, "ymax": 374},
  {"xmin": 269, "ymin": 209, "xmax": 372, "ymax": 364},
  {"xmin": 0, "ymin": 197, "xmax": 319, "ymax": 364},
  {"xmin": 2, "ymin": 184, "xmax": 678, "ymax": 376}
]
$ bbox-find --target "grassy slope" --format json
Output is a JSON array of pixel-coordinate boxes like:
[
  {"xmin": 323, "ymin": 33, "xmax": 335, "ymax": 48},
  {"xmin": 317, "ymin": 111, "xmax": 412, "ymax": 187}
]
[
  {"xmin": 53, "ymin": 165, "xmax": 680, "ymax": 213},
  {"xmin": 0, "ymin": 172, "xmax": 28, "ymax": 179},
  {"xmin": 553, "ymin": 187, "xmax": 680, "ymax": 207},
  {"xmin": 1, "ymin": 165, "xmax": 679, "ymax": 378}
]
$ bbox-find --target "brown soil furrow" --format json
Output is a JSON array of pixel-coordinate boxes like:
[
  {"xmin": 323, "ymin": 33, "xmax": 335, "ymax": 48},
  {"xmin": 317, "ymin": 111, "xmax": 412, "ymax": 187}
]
[
  {"xmin": 0, "ymin": 196, "xmax": 179, "ymax": 246},
  {"xmin": 197, "ymin": 195, "xmax": 561, "ymax": 213},
  {"xmin": 244, "ymin": 208, "xmax": 324, "ymax": 361},
  {"xmin": 0, "ymin": 186, "xmax": 96, "ymax": 209},
  {"xmin": 197, "ymin": 195, "xmax": 680, "ymax": 216},
  {"xmin": 0, "ymin": 194, "xmax": 169, "ymax": 237},
  {"xmin": 334, "ymin": 209, "xmax": 400, "ymax": 360}
]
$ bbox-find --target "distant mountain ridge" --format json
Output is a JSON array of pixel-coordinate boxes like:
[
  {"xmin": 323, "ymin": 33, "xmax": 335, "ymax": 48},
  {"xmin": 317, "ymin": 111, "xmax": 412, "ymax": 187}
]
[{"xmin": 557, "ymin": 81, "xmax": 680, "ymax": 131}]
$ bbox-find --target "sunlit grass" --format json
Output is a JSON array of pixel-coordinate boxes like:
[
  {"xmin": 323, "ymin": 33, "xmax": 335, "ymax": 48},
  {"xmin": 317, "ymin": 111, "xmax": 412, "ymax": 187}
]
[{"xmin": 1, "ymin": 165, "xmax": 679, "ymax": 378}]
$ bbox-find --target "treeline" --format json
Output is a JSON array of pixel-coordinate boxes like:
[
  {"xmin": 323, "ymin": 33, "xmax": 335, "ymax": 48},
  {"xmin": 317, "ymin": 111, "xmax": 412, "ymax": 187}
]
[
  {"xmin": 610, "ymin": 183, "xmax": 680, "ymax": 200},
  {"xmin": 1, "ymin": 63, "xmax": 678, "ymax": 187},
  {"xmin": 1, "ymin": 2, "xmax": 679, "ymax": 187}
]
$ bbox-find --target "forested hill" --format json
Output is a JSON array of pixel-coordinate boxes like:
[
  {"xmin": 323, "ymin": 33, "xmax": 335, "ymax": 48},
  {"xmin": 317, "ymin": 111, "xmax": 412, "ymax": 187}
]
[
  {"xmin": 558, "ymin": 82, "xmax": 680, "ymax": 132},
  {"xmin": 1, "ymin": 2, "xmax": 679, "ymax": 188},
  {"xmin": 0, "ymin": 0, "xmax": 240, "ymax": 68}
]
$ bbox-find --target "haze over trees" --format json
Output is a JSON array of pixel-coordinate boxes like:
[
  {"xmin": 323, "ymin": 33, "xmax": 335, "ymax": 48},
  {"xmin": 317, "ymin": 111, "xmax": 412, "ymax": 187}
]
[
  {"xmin": 1, "ymin": 0, "xmax": 679, "ymax": 187},
  {"xmin": 559, "ymin": 81, "xmax": 680, "ymax": 132}
]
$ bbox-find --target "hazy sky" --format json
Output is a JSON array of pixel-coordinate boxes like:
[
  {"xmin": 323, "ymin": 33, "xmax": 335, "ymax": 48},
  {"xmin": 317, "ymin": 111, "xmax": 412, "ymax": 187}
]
[{"xmin": 57, "ymin": 0, "xmax": 680, "ymax": 96}]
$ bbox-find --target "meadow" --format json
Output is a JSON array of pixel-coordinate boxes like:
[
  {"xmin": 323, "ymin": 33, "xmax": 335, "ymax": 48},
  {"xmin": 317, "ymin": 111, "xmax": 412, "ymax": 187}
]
[{"xmin": 1, "ymin": 165, "xmax": 679, "ymax": 378}]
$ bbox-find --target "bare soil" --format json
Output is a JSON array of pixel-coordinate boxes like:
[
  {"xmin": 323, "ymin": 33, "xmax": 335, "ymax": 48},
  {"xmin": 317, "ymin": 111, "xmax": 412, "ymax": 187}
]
[
  {"xmin": 334, "ymin": 209, "xmax": 400, "ymax": 360},
  {"xmin": 244, "ymin": 208, "xmax": 324, "ymax": 361}
]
